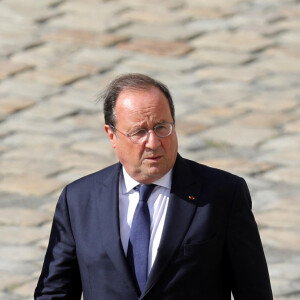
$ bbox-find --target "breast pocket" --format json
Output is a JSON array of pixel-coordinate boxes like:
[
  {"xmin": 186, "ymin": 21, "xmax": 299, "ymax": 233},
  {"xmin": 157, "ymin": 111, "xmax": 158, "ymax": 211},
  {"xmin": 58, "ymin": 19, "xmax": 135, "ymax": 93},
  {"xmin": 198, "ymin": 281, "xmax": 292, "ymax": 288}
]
[{"xmin": 183, "ymin": 234, "xmax": 219, "ymax": 257}]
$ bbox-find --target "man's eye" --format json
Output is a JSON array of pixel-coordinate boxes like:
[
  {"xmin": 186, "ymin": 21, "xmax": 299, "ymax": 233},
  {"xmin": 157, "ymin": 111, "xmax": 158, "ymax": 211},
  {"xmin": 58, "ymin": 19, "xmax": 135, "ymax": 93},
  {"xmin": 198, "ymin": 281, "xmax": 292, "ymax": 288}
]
[
  {"xmin": 155, "ymin": 124, "xmax": 167, "ymax": 130},
  {"xmin": 155, "ymin": 124, "xmax": 169, "ymax": 134},
  {"xmin": 132, "ymin": 129, "xmax": 146, "ymax": 137}
]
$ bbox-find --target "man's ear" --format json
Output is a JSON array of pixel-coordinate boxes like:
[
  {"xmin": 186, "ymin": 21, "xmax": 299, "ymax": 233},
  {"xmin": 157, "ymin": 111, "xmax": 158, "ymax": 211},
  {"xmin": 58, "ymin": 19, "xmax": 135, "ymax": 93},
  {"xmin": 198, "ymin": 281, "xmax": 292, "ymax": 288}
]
[{"xmin": 104, "ymin": 124, "xmax": 117, "ymax": 149}]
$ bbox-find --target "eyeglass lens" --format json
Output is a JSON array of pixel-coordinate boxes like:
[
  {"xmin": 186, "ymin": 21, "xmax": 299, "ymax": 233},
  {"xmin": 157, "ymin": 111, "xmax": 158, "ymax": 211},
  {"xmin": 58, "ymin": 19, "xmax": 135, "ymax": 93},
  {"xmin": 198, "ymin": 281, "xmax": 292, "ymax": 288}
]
[{"xmin": 130, "ymin": 123, "xmax": 172, "ymax": 143}]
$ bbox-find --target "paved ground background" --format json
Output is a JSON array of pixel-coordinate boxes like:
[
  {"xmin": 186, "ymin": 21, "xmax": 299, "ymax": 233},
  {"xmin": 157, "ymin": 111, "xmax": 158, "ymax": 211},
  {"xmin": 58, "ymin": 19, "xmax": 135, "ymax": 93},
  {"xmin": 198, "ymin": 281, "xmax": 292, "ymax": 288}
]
[{"xmin": 0, "ymin": 0, "xmax": 299, "ymax": 299}]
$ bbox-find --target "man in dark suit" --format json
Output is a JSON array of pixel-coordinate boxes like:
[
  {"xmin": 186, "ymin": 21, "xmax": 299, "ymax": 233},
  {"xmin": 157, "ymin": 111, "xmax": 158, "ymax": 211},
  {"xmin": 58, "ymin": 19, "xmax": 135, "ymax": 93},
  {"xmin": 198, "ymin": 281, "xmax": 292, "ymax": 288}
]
[{"xmin": 35, "ymin": 73, "xmax": 273, "ymax": 300}]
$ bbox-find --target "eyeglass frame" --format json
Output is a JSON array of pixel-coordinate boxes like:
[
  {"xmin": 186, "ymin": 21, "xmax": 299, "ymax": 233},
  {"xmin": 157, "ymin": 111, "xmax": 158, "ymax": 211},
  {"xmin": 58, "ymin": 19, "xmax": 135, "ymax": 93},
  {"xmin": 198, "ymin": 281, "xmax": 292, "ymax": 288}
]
[{"xmin": 109, "ymin": 122, "xmax": 175, "ymax": 144}]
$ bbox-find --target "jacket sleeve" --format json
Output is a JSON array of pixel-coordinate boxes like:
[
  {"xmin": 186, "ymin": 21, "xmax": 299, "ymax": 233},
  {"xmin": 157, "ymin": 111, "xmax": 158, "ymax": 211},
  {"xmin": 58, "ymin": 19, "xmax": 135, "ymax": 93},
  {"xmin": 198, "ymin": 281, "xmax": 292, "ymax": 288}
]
[
  {"xmin": 34, "ymin": 186, "xmax": 82, "ymax": 300},
  {"xmin": 226, "ymin": 178, "xmax": 273, "ymax": 300}
]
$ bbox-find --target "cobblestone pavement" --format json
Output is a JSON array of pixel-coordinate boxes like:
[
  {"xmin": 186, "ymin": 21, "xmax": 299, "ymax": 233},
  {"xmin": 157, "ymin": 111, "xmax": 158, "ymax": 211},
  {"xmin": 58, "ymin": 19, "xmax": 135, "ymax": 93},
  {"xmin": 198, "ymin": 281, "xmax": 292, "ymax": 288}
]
[{"xmin": 0, "ymin": 0, "xmax": 299, "ymax": 299}]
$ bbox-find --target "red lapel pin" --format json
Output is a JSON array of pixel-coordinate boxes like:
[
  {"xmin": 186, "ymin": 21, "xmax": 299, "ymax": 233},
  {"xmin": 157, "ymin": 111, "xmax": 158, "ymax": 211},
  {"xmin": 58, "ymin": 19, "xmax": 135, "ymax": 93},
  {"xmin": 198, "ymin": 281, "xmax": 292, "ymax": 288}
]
[{"xmin": 189, "ymin": 196, "xmax": 195, "ymax": 200}]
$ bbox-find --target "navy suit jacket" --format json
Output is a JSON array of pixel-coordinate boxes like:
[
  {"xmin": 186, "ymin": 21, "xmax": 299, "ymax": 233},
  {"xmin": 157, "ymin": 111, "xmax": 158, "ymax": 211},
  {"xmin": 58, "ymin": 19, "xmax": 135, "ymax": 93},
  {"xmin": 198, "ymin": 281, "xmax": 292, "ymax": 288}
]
[{"xmin": 35, "ymin": 155, "xmax": 272, "ymax": 300}]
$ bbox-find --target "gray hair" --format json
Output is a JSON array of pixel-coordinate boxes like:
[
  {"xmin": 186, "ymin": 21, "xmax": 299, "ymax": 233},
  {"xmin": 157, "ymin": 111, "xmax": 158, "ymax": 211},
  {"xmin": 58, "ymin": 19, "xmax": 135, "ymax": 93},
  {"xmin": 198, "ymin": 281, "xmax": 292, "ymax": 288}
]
[{"xmin": 99, "ymin": 73, "xmax": 175, "ymax": 128}]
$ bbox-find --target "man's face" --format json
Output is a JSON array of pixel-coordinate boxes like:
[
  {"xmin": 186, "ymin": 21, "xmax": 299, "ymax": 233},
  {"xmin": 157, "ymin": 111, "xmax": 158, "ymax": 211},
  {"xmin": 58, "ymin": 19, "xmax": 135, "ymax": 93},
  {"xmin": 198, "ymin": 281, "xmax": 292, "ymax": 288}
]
[{"xmin": 105, "ymin": 87, "xmax": 178, "ymax": 184}]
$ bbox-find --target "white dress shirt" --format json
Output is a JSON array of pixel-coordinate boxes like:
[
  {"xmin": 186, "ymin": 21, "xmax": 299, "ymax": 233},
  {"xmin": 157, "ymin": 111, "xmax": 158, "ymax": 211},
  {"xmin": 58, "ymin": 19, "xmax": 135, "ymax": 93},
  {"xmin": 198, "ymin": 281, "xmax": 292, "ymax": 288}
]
[{"xmin": 119, "ymin": 167, "xmax": 172, "ymax": 275}]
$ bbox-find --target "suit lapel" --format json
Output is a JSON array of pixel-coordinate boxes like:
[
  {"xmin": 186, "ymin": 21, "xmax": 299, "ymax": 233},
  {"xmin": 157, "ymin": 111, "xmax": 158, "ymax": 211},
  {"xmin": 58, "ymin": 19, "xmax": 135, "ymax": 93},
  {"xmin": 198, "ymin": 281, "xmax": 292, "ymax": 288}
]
[
  {"xmin": 142, "ymin": 156, "xmax": 202, "ymax": 298},
  {"xmin": 96, "ymin": 163, "xmax": 138, "ymax": 295}
]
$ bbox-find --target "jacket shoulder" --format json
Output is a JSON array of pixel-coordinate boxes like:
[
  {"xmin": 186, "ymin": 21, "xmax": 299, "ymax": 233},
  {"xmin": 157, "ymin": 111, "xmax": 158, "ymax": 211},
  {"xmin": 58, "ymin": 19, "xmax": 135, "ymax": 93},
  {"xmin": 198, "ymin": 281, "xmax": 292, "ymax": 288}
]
[
  {"xmin": 178, "ymin": 156, "xmax": 243, "ymax": 185},
  {"xmin": 66, "ymin": 162, "xmax": 121, "ymax": 191}
]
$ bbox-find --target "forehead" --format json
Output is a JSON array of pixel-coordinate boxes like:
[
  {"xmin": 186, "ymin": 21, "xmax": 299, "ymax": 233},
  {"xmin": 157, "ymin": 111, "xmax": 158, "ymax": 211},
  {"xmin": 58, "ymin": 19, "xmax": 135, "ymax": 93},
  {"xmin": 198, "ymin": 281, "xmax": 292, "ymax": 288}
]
[{"xmin": 115, "ymin": 87, "xmax": 171, "ymax": 116}]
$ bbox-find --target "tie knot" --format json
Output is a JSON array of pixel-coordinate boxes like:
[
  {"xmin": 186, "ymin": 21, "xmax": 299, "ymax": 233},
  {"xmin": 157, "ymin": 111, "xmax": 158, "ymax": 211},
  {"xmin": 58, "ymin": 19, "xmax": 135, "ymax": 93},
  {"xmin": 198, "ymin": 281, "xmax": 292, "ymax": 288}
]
[{"xmin": 136, "ymin": 184, "xmax": 156, "ymax": 203}]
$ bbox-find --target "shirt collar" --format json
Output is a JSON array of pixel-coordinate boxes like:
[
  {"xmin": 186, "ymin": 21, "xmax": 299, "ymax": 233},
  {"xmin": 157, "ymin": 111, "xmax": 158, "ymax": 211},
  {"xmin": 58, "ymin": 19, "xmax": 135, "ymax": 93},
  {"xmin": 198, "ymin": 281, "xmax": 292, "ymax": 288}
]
[{"xmin": 121, "ymin": 166, "xmax": 173, "ymax": 194}]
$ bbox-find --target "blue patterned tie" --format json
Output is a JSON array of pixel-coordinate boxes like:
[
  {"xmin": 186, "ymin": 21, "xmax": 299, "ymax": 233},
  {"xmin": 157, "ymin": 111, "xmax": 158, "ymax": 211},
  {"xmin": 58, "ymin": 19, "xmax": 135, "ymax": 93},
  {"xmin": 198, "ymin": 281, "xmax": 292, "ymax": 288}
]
[{"xmin": 127, "ymin": 184, "xmax": 156, "ymax": 294}]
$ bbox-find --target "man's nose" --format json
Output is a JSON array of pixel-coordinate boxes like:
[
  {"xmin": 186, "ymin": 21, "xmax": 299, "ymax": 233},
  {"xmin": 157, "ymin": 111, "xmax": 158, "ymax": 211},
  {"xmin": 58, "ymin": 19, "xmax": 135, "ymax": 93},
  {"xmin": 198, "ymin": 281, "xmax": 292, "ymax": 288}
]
[{"xmin": 145, "ymin": 130, "xmax": 161, "ymax": 149}]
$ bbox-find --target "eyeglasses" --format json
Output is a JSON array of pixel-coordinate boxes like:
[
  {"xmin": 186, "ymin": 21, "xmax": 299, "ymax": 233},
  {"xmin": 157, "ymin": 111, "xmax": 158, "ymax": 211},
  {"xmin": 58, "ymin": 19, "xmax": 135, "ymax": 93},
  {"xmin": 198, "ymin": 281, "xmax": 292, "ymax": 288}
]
[{"xmin": 110, "ymin": 122, "xmax": 174, "ymax": 144}]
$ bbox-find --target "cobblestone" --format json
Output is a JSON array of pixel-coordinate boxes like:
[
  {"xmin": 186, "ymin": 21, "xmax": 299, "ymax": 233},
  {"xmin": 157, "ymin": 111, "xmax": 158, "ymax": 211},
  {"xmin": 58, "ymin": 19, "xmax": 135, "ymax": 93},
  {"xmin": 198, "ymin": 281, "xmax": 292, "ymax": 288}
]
[
  {"xmin": 188, "ymin": 49, "xmax": 253, "ymax": 65},
  {"xmin": 120, "ymin": 8, "xmax": 188, "ymax": 24},
  {"xmin": 0, "ymin": 62, "xmax": 33, "ymax": 80},
  {"xmin": 0, "ymin": 226, "xmax": 49, "ymax": 245},
  {"xmin": 118, "ymin": 39, "xmax": 193, "ymax": 56},
  {"xmin": 191, "ymin": 31, "xmax": 274, "ymax": 53},
  {"xmin": 199, "ymin": 124, "xmax": 277, "ymax": 147},
  {"xmin": 0, "ymin": 207, "xmax": 50, "ymax": 226},
  {"xmin": 0, "ymin": 0, "xmax": 299, "ymax": 299},
  {"xmin": 0, "ymin": 97, "xmax": 35, "ymax": 116},
  {"xmin": 44, "ymin": 28, "xmax": 129, "ymax": 47}
]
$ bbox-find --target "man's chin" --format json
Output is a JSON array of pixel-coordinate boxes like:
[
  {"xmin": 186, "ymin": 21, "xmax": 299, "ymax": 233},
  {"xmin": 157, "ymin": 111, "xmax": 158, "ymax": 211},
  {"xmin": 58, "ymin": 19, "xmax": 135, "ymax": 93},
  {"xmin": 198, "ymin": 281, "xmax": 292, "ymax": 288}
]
[{"xmin": 143, "ymin": 166, "xmax": 167, "ymax": 181}]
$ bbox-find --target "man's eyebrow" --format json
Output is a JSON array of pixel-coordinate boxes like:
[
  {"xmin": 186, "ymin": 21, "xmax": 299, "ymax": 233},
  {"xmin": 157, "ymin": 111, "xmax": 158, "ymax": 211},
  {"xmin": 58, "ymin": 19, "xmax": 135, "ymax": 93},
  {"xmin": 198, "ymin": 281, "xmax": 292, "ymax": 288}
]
[
  {"xmin": 130, "ymin": 120, "xmax": 169, "ymax": 131},
  {"xmin": 155, "ymin": 120, "xmax": 169, "ymax": 124},
  {"xmin": 129, "ymin": 122, "xmax": 146, "ymax": 130}
]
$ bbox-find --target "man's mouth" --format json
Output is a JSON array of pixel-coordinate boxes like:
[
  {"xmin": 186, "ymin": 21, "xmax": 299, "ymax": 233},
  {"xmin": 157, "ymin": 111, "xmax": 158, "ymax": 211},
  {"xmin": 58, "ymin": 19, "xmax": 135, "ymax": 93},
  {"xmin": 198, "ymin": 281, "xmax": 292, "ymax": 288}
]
[{"xmin": 145, "ymin": 155, "xmax": 162, "ymax": 162}]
